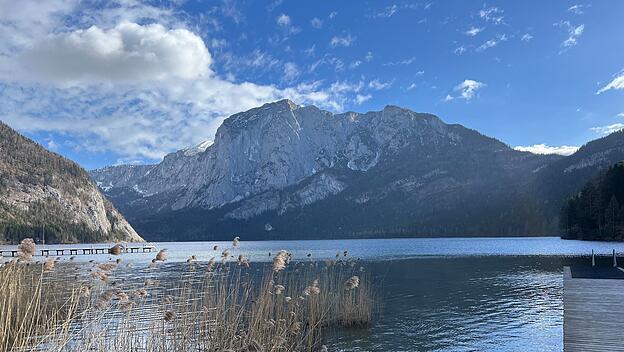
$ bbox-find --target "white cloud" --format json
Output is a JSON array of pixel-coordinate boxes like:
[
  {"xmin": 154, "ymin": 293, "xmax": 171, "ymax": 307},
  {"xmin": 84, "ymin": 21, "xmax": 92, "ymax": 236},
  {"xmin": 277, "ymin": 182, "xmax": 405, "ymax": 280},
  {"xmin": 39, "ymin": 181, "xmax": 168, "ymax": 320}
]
[
  {"xmin": 328, "ymin": 11, "xmax": 338, "ymax": 19},
  {"xmin": 330, "ymin": 34, "xmax": 355, "ymax": 47},
  {"xmin": 591, "ymin": 123, "xmax": 624, "ymax": 135},
  {"xmin": 446, "ymin": 80, "xmax": 486, "ymax": 101},
  {"xmin": 15, "ymin": 22, "xmax": 211, "ymax": 85},
  {"xmin": 454, "ymin": 46, "xmax": 467, "ymax": 55},
  {"xmin": 618, "ymin": 113, "xmax": 624, "ymax": 118},
  {"xmin": 276, "ymin": 13, "xmax": 291, "ymax": 26},
  {"xmin": 597, "ymin": 70, "xmax": 624, "ymax": 94},
  {"xmin": 521, "ymin": 33, "xmax": 533, "ymax": 42},
  {"xmin": 355, "ymin": 94, "xmax": 371, "ymax": 104},
  {"xmin": 368, "ymin": 79, "xmax": 392, "ymax": 90},
  {"xmin": 211, "ymin": 38, "xmax": 228, "ymax": 49},
  {"xmin": 374, "ymin": 4, "xmax": 398, "ymax": 18},
  {"xmin": 568, "ymin": 4, "xmax": 585, "ymax": 15},
  {"xmin": 275, "ymin": 13, "xmax": 300, "ymax": 35},
  {"xmin": 556, "ymin": 21, "xmax": 584, "ymax": 48},
  {"xmin": 382, "ymin": 57, "xmax": 416, "ymax": 66},
  {"xmin": 514, "ymin": 144, "xmax": 579, "ymax": 156},
  {"xmin": 365, "ymin": 51, "xmax": 374, "ymax": 61},
  {"xmin": 0, "ymin": 2, "xmax": 378, "ymax": 162},
  {"xmin": 406, "ymin": 83, "xmax": 417, "ymax": 91},
  {"xmin": 349, "ymin": 60, "xmax": 362, "ymax": 69},
  {"xmin": 464, "ymin": 26, "xmax": 484, "ymax": 37},
  {"xmin": 283, "ymin": 62, "xmax": 299, "ymax": 81},
  {"xmin": 476, "ymin": 34, "xmax": 507, "ymax": 52},
  {"xmin": 310, "ymin": 17, "xmax": 322, "ymax": 29},
  {"xmin": 479, "ymin": 7, "xmax": 505, "ymax": 25}
]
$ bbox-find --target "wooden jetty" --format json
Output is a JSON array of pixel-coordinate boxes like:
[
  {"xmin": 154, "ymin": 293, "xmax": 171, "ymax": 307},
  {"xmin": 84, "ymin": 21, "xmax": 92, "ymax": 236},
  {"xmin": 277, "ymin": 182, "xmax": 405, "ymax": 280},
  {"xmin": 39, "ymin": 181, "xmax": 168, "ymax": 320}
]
[
  {"xmin": 563, "ymin": 265, "xmax": 624, "ymax": 352},
  {"xmin": 0, "ymin": 245, "xmax": 155, "ymax": 258}
]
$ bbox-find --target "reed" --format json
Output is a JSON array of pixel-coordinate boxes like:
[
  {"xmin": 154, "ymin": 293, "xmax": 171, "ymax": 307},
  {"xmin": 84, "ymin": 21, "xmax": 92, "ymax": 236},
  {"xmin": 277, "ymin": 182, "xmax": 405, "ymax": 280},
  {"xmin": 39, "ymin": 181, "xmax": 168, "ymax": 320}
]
[
  {"xmin": 0, "ymin": 261, "xmax": 82, "ymax": 351},
  {"xmin": 0, "ymin": 242, "xmax": 375, "ymax": 352}
]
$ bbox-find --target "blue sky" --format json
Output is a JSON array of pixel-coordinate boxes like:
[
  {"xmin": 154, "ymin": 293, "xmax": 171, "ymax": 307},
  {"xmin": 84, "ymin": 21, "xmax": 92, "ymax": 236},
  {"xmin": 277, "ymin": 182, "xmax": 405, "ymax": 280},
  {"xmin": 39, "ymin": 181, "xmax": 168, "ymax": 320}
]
[{"xmin": 1, "ymin": 0, "xmax": 623, "ymax": 169}]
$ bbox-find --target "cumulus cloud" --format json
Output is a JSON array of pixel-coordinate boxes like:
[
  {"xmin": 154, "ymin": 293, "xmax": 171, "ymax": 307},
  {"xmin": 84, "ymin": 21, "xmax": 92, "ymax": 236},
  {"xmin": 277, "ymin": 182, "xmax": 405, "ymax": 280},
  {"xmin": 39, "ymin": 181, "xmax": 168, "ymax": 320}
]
[
  {"xmin": 597, "ymin": 70, "xmax": 624, "ymax": 94},
  {"xmin": 449, "ymin": 80, "xmax": 486, "ymax": 100},
  {"xmin": 0, "ymin": 2, "xmax": 379, "ymax": 163},
  {"xmin": 591, "ymin": 123, "xmax": 624, "ymax": 135},
  {"xmin": 330, "ymin": 34, "xmax": 355, "ymax": 47},
  {"xmin": 16, "ymin": 22, "xmax": 211, "ymax": 85},
  {"xmin": 514, "ymin": 144, "xmax": 579, "ymax": 156},
  {"xmin": 521, "ymin": 33, "xmax": 533, "ymax": 42}
]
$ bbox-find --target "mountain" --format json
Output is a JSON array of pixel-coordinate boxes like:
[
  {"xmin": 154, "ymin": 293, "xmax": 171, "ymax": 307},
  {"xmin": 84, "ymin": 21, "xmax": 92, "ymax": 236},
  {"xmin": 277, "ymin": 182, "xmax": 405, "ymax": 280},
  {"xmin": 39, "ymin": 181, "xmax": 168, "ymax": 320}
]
[
  {"xmin": 535, "ymin": 130, "xmax": 624, "ymax": 213},
  {"xmin": 0, "ymin": 121, "xmax": 143, "ymax": 244},
  {"xmin": 91, "ymin": 100, "xmax": 574, "ymax": 241}
]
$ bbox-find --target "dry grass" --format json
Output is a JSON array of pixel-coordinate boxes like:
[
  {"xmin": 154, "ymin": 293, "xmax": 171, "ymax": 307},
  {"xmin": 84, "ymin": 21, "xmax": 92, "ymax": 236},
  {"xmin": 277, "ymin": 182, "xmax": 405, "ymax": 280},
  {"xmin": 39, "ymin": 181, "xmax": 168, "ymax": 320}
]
[
  {"xmin": 0, "ymin": 242, "xmax": 374, "ymax": 352},
  {"xmin": 0, "ymin": 261, "xmax": 81, "ymax": 351}
]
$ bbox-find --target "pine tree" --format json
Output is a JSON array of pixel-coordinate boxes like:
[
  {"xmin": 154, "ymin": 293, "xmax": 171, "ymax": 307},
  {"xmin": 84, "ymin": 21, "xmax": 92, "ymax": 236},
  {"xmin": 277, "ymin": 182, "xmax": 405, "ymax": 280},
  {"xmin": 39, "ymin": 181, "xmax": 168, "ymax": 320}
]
[{"xmin": 605, "ymin": 195, "xmax": 620, "ymax": 240}]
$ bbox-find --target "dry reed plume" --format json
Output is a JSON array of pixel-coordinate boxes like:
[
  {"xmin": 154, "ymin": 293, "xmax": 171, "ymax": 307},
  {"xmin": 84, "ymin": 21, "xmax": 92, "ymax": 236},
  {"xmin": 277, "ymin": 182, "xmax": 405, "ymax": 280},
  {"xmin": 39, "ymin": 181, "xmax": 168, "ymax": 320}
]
[
  {"xmin": 155, "ymin": 249, "xmax": 167, "ymax": 261},
  {"xmin": 0, "ymin": 239, "xmax": 374, "ymax": 352},
  {"xmin": 108, "ymin": 244, "xmax": 124, "ymax": 255},
  {"xmin": 18, "ymin": 238, "xmax": 36, "ymax": 261}
]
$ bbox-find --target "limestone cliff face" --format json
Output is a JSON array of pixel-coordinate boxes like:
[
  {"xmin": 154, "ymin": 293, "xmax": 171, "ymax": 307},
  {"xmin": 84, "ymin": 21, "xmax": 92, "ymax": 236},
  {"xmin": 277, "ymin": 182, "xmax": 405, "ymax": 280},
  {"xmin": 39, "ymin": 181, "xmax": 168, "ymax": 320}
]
[
  {"xmin": 91, "ymin": 100, "xmax": 573, "ymax": 240},
  {"xmin": 92, "ymin": 100, "xmax": 456, "ymax": 214},
  {"xmin": 0, "ymin": 121, "xmax": 143, "ymax": 244}
]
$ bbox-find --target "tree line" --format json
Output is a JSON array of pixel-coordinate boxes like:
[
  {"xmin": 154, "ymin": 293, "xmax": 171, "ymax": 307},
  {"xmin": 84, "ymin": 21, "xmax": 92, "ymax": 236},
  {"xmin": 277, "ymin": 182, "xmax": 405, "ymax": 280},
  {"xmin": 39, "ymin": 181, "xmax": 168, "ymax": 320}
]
[{"xmin": 560, "ymin": 162, "xmax": 624, "ymax": 241}]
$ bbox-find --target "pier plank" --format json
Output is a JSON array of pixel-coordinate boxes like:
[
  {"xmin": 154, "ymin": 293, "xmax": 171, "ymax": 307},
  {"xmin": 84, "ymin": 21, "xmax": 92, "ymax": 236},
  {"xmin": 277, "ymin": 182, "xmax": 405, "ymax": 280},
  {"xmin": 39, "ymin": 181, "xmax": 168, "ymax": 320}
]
[
  {"xmin": 1, "ymin": 245, "xmax": 155, "ymax": 257},
  {"xmin": 564, "ymin": 266, "xmax": 624, "ymax": 352}
]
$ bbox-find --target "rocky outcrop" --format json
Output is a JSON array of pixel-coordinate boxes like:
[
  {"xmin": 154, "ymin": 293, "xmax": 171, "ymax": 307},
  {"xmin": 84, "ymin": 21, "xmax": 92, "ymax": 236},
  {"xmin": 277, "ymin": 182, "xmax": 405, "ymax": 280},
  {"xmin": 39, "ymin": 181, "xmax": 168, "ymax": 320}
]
[
  {"xmin": 0, "ymin": 121, "xmax": 143, "ymax": 244},
  {"xmin": 93, "ymin": 100, "xmax": 610, "ymax": 241}
]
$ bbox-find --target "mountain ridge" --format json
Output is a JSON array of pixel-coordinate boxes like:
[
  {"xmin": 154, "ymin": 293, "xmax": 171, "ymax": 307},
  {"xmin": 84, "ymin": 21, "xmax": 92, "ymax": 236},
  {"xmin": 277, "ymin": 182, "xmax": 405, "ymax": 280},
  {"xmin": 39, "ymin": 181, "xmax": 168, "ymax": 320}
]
[
  {"xmin": 0, "ymin": 121, "xmax": 143, "ymax": 244},
  {"xmin": 89, "ymin": 100, "xmax": 623, "ymax": 241}
]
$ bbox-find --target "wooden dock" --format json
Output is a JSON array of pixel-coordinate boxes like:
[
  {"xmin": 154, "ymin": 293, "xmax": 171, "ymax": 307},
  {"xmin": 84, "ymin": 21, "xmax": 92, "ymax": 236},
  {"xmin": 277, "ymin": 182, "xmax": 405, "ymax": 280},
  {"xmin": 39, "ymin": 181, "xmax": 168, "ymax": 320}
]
[
  {"xmin": 563, "ymin": 266, "xmax": 624, "ymax": 351},
  {"xmin": 0, "ymin": 245, "xmax": 155, "ymax": 257}
]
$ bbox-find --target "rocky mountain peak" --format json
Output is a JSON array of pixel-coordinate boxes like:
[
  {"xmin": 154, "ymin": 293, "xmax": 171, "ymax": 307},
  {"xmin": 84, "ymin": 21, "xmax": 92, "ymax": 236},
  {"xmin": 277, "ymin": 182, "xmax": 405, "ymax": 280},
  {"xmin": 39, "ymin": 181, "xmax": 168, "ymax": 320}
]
[{"xmin": 89, "ymin": 99, "xmax": 624, "ymax": 241}]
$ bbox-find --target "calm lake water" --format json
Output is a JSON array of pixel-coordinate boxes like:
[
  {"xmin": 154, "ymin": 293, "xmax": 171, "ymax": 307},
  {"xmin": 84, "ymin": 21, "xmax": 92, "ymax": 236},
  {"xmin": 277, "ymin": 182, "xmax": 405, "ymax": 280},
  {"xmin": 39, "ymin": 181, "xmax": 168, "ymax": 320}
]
[{"xmin": 4, "ymin": 237, "xmax": 624, "ymax": 351}]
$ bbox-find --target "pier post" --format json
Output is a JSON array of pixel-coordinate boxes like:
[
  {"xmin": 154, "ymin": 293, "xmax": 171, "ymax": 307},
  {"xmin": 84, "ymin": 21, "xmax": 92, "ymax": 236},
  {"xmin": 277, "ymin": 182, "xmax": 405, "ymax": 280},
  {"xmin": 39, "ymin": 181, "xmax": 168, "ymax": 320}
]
[
  {"xmin": 614, "ymin": 249, "xmax": 618, "ymax": 267},
  {"xmin": 592, "ymin": 250, "xmax": 595, "ymax": 267}
]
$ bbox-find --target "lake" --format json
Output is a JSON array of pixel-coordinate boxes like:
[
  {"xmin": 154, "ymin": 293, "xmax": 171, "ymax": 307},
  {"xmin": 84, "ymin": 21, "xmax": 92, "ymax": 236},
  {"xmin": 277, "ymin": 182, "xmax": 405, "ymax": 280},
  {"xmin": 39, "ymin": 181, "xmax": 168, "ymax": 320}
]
[{"xmin": 4, "ymin": 237, "xmax": 624, "ymax": 351}]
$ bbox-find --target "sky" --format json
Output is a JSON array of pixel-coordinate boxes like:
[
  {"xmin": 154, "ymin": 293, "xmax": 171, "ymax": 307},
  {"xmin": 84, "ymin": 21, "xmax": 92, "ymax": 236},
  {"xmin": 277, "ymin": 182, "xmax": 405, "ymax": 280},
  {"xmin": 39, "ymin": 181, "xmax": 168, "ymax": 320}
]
[{"xmin": 1, "ymin": 0, "xmax": 623, "ymax": 170}]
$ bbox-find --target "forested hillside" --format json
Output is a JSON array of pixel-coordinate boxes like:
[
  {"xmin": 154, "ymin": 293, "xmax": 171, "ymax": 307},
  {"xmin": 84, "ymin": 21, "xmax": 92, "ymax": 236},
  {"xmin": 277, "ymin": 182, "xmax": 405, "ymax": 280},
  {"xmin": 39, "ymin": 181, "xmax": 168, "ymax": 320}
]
[
  {"xmin": 560, "ymin": 162, "xmax": 624, "ymax": 241},
  {"xmin": 0, "ymin": 121, "xmax": 142, "ymax": 244}
]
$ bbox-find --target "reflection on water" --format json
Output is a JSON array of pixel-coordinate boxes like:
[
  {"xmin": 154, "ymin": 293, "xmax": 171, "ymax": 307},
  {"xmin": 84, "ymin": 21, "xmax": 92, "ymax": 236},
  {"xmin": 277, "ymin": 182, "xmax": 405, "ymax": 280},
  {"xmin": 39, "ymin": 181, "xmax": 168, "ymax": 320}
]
[
  {"xmin": 4, "ymin": 237, "xmax": 620, "ymax": 351},
  {"xmin": 329, "ymin": 256, "xmax": 592, "ymax": 352},
  {"xmin": 4, "ymin": 237, "xmax": 624, "ymax": 264}
]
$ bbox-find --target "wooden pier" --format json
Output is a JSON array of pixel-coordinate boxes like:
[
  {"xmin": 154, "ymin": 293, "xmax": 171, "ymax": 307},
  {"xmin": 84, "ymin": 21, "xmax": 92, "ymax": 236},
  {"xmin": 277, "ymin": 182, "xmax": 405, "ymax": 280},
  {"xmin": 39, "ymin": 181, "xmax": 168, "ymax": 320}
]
[
  {"xmin": 563, "ymin": 266, "xmax": 624, "ymax": 351},
  {"xmin": 0, "ymin": 245, "xmax": 155, "ymax": 258}
]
